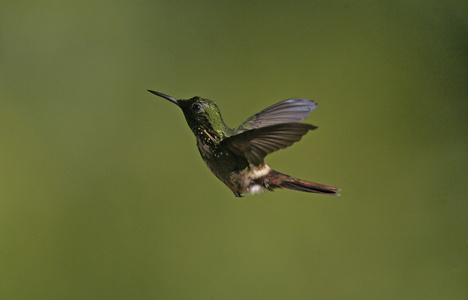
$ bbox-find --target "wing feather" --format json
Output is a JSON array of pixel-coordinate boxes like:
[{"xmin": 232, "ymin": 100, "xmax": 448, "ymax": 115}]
[
  {"xmin": 235, "ymin": 98, "xmax": 317, "ymax": 131},
  {"xmin": 223, "ymin": 123, "xmax": 317, "ymax": 165}
]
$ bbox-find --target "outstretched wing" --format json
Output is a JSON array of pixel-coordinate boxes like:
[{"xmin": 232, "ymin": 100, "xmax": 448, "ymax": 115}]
[
  {"xmin": 235, "ymin": 98, "xmax": 317, "ymax": 132},
  {"xmin": 222, "ymin": 123, "xmax": 317, "ymax": 165}
]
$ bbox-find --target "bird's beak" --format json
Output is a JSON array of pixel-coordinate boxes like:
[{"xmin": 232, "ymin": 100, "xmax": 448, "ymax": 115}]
[{"xmin": 148, "ymin": 90, "xmax": 179, "ymax": 105}]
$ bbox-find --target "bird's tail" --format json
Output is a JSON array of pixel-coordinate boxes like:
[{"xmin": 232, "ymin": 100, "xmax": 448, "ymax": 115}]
[{"xmin": 266, "ymin": 170, "xmax": 341, "ymax": 196}]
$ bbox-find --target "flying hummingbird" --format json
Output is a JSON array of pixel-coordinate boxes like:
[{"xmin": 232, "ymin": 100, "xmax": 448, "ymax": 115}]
[{"xmin": 148, "ymin": 90, "xmax": 340, "ymax": 197}]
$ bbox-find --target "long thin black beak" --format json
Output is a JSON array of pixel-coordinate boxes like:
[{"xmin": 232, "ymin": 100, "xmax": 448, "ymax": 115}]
[{"xmin": 147, "ymin": 90, "xmax": 179, "ymax": 105}]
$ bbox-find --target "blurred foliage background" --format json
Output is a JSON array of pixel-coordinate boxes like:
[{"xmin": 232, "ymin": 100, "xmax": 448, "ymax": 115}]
[{"xmin": 1, "ymin": 1, "xmax": 467, "ymax": 299}]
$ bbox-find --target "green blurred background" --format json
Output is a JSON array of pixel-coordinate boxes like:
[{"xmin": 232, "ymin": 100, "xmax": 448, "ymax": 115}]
[{"xmin": 1, "ymin": 1, "xmax": 466, "ymax": 299}]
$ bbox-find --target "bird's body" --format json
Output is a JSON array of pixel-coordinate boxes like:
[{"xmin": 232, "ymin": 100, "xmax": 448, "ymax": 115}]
[{"xmin": 148, "ymin": 90, "xmax": 340, "ymax": 197}]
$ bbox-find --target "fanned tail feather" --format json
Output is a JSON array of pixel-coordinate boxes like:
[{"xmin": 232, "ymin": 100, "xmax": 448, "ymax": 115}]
[{"xmin": 266, "ymin": 170, "xmax": 341, "ymax": 196}]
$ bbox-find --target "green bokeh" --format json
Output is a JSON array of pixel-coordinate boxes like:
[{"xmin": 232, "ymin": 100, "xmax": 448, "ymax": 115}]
[{"xmin": 1, "ymin": 1, "xmax": 466, "ymax": 299}]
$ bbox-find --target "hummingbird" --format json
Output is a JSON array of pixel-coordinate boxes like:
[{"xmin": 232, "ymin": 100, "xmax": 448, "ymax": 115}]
[{"xmin": 148, "ymin": 90, "xmax": 340, "ymax": 197}]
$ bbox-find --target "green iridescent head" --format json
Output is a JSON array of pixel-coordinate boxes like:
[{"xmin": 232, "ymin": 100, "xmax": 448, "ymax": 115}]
[{"xmin": 148, "ymin": 90, "xmax": 230, "ymax": 139}]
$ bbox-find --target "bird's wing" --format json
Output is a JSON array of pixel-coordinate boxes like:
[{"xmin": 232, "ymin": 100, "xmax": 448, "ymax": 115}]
[
  {"xmin": 222, "ymin": 123, "xmax": 317, "ymax": 165},
  {"xmin": 234, "ymin": 98, "xmax": 317, "ymax": 132}
]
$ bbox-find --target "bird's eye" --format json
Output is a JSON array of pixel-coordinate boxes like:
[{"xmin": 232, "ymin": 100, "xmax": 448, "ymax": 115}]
[{"xmin": 191, "ymin": 102, "xmax": 204, "ymax": 113}]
